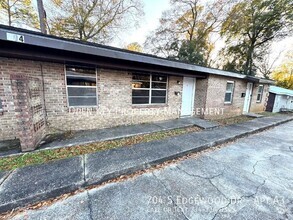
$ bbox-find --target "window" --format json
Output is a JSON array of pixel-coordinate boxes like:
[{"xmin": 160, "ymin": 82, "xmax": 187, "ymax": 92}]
[
  {"xmin": 132, "ymin": 73, "xmax": 167, "ymax": 105},
  {"xmin": 256, "ymin": 85, "xmax": 264, "ymax": 102},
  {"xmin": 0, "ymin": 98, "xmax": 3, "ymax": 113},
  {"xmin": 224, "ymin": 81, "xmax": 234, "ymax": 104},
  {"xmin": 66, "ymin": 66, "xmax": 97, "ymax": 107}
]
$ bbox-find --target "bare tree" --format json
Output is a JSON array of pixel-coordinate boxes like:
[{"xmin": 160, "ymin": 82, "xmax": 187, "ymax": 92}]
[
  {"xmin": 256, "ymin": 48, "xmax": 283, "ymax": 79},
  {"xmin": 48, "ymin": 0, "xmax": 143, "ymax": 44},
  {"xmin": 144, "ymin": 0, "xmax": 234, "ymax": 65},
  {"xmin": 36, "ymin": 0, "xmax": 47, "ymax": 34},
  {"xmin": 0, "ymin": 0, "xmax": 38, "ymax": 27}
]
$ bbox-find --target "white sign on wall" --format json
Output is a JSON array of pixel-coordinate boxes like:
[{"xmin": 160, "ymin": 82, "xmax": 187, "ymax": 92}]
[{"xmin": 6, "ymin": 33, "xmax": 25, "ymax": 43}]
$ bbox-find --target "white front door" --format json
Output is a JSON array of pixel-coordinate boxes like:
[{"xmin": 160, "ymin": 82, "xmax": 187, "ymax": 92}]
[
  {"xmin": 243, "ymin": 82, "xmax": 253, "ymax": 113},
  {"xmin": 181, "ymin": 77, "xmax": 196, "ymax": 117}
]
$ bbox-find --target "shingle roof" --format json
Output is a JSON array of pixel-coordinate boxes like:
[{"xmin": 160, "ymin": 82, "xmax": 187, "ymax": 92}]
[{"xmin": 0, "ymin": 24, "xmax": 274, "ymax": 83}]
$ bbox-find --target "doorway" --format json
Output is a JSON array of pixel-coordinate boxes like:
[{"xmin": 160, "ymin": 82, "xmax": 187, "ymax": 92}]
[
  {"xmin": 181, "ymin": 77, "xmax": 196, "ymax": 117},
  {"xmin": 243, "ymin": 82, "xmax": 253, "ymax": 113}
]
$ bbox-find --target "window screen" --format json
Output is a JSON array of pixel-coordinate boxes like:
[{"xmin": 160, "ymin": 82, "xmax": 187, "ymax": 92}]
[
  {"xmin": 132, "ymin": 73, "xmax": 167, "ymax": 105},
  {"xmin": 224, "ymin": 81, "xmax": 234, "ymax": 103},
  {"xmin": 257, "ymin": 85, "xmax": 264, "ymax": 102},
  {"xmin": 66, "ymin": 66, "xmax": 97, "ymax": 107}
]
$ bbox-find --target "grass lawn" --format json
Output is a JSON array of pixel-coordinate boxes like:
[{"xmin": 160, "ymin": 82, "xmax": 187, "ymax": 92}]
[
  {"xmin": 213, "ymin": 115, "xmax": 254, "ymax": 125},
  {"xmin": 258, "ymin": 111, "xmax": 284, "ymax": 117},
  {"xmin": 0, "ymin": 126, "xmax": 200, "ymax": 171}
]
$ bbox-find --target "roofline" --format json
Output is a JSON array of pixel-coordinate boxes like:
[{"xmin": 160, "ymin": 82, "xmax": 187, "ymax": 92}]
[
  {"xmin": 0, "ymin": 25, "xmax": 267, "ymax": 81},
  {"xmin": 246, "ymin": 76, "xmax": 275, "ymax": 84},
  {"xmin": 269, "ymin": 86, "xmax": 293, "ymax": 96}
]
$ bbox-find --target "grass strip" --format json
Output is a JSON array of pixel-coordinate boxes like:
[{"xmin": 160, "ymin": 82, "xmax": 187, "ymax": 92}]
[{"xmin": 0, "ymin": 126, "xmax": 200, "ymax": 171}]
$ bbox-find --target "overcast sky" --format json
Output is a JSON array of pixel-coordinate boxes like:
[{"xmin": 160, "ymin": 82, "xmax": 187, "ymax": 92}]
[
  {"xmin": 113, "ymin": 0, "xmax": 170, "ymax": 47},
  {"xmin": 112, "ymin": 0, "xmax": 292, "ymax": 68},
  {"xmin": 2, "ymin": 0, "xmax": 292, "ymax": 68}
]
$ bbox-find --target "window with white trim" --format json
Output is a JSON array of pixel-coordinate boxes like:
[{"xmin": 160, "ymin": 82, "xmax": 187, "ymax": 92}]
[
  {"xmin": 256, "ymin": 85, "xmax": 264, "ymax": 102},
  {"xmin": 224, "ymin": 81, "xmax": 234, "ymax": 103},
  {"xmin": 66, "ymin": 66, "xmax": 97, "ymax": 107},
  {"xmin": 132, "ymin": 73, "xmax": 168, "ymax": 105}
]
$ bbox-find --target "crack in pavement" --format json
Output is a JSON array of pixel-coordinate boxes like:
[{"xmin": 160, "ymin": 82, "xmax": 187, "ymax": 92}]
[
  {"xmin": 0, "ymin": 170, "xmax": 14, "ymax": 187},
  {"xmin": 176, "ymin": 166, "xmax": 223, "ymax": 180},
  {"xmin": 251, "ymin": 154, "xmax": 281, "ymax": 175},
  {"xmin": 175, "ymin": 166, "xmax": 233, "ymax": 220},
  {"xmin": 252, "ymin": 160, "xmax": 264, "ymax": 175},
  {"xmin": 176, "ymin": 166, "xmax": 228, "ymax": 200},
  {"xmin": 236, "ymin": 180, "xmax": 266, "ymax": 202},
  {"xmin": 176, "ymin": 164, "xmax": 269, "ymax": 220},
  {"xmin": 152, "ymin": 172, "xmax": 190, "ymax": 220},
  {"xmin": 86, "ymin": 190, "xmax": 94, "ymax": 220},
  {"xmin": 82, "ymin": 155, "xmax": 86, "ymax": 183},
  {"xmin": 211, "ymin": 200, "xmax": 232, "ymax": 220},
  {"xmin": 210, "ymin": 177, "xmax": 266, "ymax": 220}
]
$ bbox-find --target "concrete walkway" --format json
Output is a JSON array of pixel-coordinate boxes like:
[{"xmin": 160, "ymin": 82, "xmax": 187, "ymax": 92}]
[
  {"xmin": 0, "ymin": 115, "xmax": 292, "ymax": 213},
  {"xmin": 10, "ymin": 121, "xmax": 293, "ymax": 220},
  {"xmin": 38, "ymin": 117, "xmax": 219, "ymax": 151},
  {"xmin": 0, "ymin": 117, "xmax": 219, "ymax": 157}
]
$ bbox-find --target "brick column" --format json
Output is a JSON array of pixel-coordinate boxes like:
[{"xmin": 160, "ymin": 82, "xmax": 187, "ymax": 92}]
[{"xmin": 11, "ymin": 74, "xmax": 46, "ymax": 151}]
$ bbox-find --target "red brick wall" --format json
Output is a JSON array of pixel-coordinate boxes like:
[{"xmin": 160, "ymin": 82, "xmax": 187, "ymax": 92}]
[
  {"xmin": 0, "ymin": 58, "xmax": 47, "ymax": 150},
  {"xmin": 0, "ymin": 58, "xmax": 18, "ymax": 140},
  {"xmin": 45, "ymin": 68, "xmax": 183, "ymax": 131},
  {"xmin": 202, "ymin": 75, "xmax": 269, "ymax": 119},
  {"xmin": 0, "ymin": 58, "xmax": 183, "ymax": 150},
  {"xmin": 250, "ymin": 84, "xmax": 269, "ymax": 113},
  {"xmin": 194, "ymin": 78, "xmax": 208, "ymax": 118},
  {"xmin": 0, "ymin": 57, "xmax": 270, "ymax": 150}
]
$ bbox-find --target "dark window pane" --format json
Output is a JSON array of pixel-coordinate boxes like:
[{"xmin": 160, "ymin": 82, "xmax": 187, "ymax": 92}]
[
  {"xmin": 151, "ymin": 97, "xmax": 166, "ymax": 104},
  {"xmin": 132, "ymin": 90, "xmax": 150, "ymax": 97},
  {"xmin": 68, "ymin": 97, "xmax": 97, "ymax": 106},
  {"xmin": 257, "ymin": 94, "xmax": 261, "ymax": 101},
  {"xmin": 66, "ymin": 66, "xmax": 95, "ymax": 75},
  {"xmin": 132, "ymin": 81, "xmax": 150, "ymax": 88},
  {"xmin": 151, "ymin": 90, "xmax": 166, "ymax": 96},
  {"xmin": 132, "ymin": 97, "xmax": 149, "ymax": 104},
  {"xmin": 0, "ymin": 98, "xmax": 2, "ymax": 109},
  {"xmin": 258, "ymin": 86, "xmax": 263, "ymax": 93},
  {"xmin": 132, "ymin": 74, "xmax": 150, "ymax": 81},
  {"xmin": 152, "ymin": 82, "xmax": 167, "ymax": 89},
  {"xmin": 68, "ymin": 87, "xmax": 96, "ymax": 96},
  {"xmin": 67, "ymin": 76, "xmax": 96, "ymax": 86},
  {"xmin": 152, "ymin": 75, "xmax": 167, "ymax": 82},
  {"xmin": 224, "ymin": 93, "xmax": 232, "ymax": 102}
]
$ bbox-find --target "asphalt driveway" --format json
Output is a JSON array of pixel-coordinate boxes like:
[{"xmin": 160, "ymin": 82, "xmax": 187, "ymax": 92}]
[{"xmin": 12, "ymin": 121, "xmax": 293, "ymax": 220}]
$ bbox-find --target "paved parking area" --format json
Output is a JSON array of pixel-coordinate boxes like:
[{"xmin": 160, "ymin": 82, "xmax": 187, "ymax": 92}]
[{"xmin": 11, "ymin": 121, "xmax": 293, "ymax": 220}]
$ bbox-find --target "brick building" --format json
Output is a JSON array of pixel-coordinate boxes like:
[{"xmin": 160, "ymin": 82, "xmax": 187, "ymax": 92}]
[{"xmin": 0, "ymin": 25, "xmax": 273, "ymax": 151}]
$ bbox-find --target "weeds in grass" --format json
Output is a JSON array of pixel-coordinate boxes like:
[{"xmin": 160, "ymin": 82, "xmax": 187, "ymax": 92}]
[{"xmin": 0, "ymin": 127, "xmax": 200, "ymax": 171}]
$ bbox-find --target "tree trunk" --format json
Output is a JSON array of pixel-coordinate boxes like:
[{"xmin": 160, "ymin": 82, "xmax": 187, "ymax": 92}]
[
  {"xmin": 244, "ymin": 41, "xmax": 255, "ymax": 75},
  {"xmin": 37, "ymin": 0, "xmax": 47, "ymax": 34},
  {"xmin": 7, "ymin": 0, "xmax": 12, "ymax": 26}
]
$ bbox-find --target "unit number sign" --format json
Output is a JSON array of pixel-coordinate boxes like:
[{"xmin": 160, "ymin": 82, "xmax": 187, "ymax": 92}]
[{"xmin": 6, "ymin": 33, "xmax": 25, "ymax": 43}]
